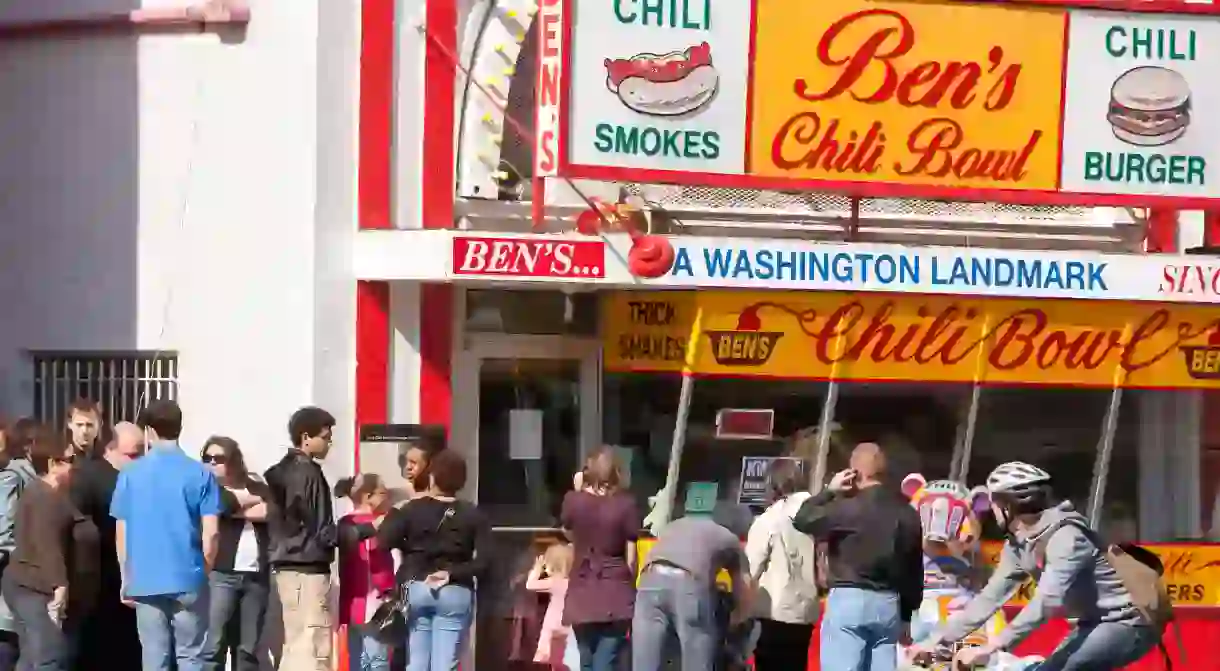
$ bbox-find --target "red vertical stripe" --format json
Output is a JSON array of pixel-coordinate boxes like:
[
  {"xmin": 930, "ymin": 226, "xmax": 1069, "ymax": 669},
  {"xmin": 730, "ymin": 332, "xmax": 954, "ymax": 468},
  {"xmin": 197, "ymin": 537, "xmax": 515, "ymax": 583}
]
[
  {"xmin": 422, "ymin": 0, "xmax": 457, "ymax": 232},
  {"xmin": 419, "ymin": 283, "xmax": 453, "ymax": 431},
  {"xmin": 1204, "ymin": 211, "xmax": 1220, "ymax": 248},
  {"xmin": 418, "ymin": 0, "xmax": 457, "ymax": 433},
  {"xmin": 1146, "ymin": 208, "xmax": 1179, "ymax": 254},
  {"xmin": 359, "ymin": 0, "xmax": 394, "ymax": 230},
  {"xmin": 355, "ymin": 281, "xmax": 391, "ymax": 467}
]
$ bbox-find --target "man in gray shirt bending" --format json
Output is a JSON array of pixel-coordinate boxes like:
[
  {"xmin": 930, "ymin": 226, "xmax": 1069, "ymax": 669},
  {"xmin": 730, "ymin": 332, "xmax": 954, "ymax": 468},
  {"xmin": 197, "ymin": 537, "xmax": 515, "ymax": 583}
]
[{"xmin": 632, "ymin": 514, "xmax": 754, "ymax": 671}]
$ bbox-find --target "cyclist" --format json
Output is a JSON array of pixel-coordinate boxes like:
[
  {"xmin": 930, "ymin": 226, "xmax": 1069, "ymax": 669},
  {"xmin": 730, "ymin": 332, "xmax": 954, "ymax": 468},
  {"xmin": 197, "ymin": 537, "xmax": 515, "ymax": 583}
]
[{"xmin": 906, "ymin": 462, "xmax": 1156, "ymax": 670}]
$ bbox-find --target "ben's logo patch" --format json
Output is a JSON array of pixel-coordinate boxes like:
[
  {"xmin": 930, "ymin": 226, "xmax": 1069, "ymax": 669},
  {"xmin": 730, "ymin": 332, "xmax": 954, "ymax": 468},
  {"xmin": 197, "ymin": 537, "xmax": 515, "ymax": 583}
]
[
  {"xmin": 705, "ymin": 305, "xmax": 782, "ymax": 366},
  {"xmin": 1180, "ymin": 326, "xmax": 1220, "ymax": 380}
]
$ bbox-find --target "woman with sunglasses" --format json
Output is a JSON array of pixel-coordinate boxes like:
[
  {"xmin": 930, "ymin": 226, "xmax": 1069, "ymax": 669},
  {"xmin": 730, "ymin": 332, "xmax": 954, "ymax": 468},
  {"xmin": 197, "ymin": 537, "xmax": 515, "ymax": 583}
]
[
  {"xmin": 199, "ymin": 437, "xmax": 271, "ymax": 671},
  {"xmin": 2, "ymin": 432, "xmax": 99, "ymax": 671}
]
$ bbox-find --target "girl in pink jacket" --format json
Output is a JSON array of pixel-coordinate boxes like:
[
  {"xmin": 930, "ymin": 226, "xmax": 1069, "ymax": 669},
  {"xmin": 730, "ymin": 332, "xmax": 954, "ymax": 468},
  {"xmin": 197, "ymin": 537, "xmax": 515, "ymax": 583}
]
[
  {"xmin": 336, "ymin": 474, "xmax": 395, "ymax": 671},
  {"xmin": 526, "ymin": 542, "xmax": 581, "ymax": 670}
]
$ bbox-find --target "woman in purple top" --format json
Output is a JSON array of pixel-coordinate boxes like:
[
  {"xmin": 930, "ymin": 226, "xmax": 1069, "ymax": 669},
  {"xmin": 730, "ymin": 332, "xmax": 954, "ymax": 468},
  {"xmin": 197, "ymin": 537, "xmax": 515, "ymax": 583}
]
[{"xmin": 560, "ymin": 448, "xmax": 639, "ymax": 671}]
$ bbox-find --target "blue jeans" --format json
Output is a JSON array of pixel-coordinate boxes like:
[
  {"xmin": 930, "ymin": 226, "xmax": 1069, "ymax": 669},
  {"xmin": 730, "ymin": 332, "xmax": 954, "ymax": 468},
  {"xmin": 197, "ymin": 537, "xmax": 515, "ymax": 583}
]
[
  {"xmin": 632, "ymin": 566, "xmax": 718, "ymax": 671},
  {"xmin": 1033, "ymin": 621, "xmax": 1157, "ymax": 671},
  {"xmin": 820, "ymin": 587, "xmax": 901, "ymax": 671},
  {"xmin": 405, "ymin": 582, "xmax": 473, "ymax": 671},
  {"xmin": 573, "ymin": 621, "xmax": 629, "ymax": 671},
  {"xmin": 203, "ymin": 571, "xmax": 269, "ymax": 671},
  {"xmin": 349, "ymin": 623, "xmax": 391, "ymax": 671},
  {"xmin": 1, "ymin": 580, "xmax": 65, "ymax": 671},
  {"xmin": 133, "ymin": 589, "xmax": 211, "ymax": 671}
]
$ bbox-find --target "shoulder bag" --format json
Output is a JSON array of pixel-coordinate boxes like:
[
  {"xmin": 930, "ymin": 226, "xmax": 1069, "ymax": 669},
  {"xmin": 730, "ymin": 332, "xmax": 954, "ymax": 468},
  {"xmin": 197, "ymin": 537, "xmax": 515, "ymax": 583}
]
[{"xmin": 367, "ymin": 502, "xmax": 457, "ymax": 643}]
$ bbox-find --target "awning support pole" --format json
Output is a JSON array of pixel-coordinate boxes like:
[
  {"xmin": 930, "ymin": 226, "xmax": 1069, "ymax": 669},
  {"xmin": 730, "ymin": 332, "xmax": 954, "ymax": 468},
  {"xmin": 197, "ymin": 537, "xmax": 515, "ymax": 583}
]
[
  {"xmin": 809, "ymin": 380, "xmax": 841, "ymax": 493},
  {"xmin": 650, "ymin": 307, "xmax": 705, "ymax": 534},
  {"xmin": 1086, "ymin": 322, "xmax": 1132, "ymax": 528},
  {"xmin": 952, "ymin": 383, "xmax": 983, "ymax": 483},
  {"xmin": 1086, "ymin": 385, "xmax": 1124, "ymax": 528},
  {"xmin": 656, "ymin": 373, "xmax": 695, "ymax": 529}
]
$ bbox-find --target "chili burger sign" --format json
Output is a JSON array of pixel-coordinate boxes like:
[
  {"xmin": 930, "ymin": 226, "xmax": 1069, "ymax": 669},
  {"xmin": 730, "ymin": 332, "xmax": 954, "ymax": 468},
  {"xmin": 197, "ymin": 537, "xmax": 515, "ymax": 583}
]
[{"xmin": 539, "ymin": 0, "xmax": 1220, "ymax": 207}]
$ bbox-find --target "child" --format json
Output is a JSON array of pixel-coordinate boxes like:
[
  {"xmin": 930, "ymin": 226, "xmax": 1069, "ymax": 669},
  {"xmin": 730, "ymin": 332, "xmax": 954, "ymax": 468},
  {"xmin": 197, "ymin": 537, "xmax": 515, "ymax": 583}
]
[
  {"xmin": 336, "ymin": 474, "xmax": 395, "ymax": 671},
  {"xmin": 525, "ymin": 542, "xmax": 580, "ymax": 670}
]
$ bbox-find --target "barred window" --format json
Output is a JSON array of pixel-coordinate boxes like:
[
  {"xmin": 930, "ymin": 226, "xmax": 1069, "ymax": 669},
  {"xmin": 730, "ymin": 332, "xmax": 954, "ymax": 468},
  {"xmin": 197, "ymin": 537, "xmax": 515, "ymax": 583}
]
[{"xmin": 31, "ymin": 352, "xmax": 179, "ymax": 425}]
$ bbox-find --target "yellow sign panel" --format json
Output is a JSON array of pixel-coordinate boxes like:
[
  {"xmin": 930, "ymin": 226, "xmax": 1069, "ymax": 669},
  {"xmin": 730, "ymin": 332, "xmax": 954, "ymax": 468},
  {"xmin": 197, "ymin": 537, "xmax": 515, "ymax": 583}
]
[
  {"xmin": 602, "ymin": 291, "xmax": 1220, "ymax": 389},
  {"xmin": 748, "ymin": 0, "xmax": 1064, "ymax": 190}
]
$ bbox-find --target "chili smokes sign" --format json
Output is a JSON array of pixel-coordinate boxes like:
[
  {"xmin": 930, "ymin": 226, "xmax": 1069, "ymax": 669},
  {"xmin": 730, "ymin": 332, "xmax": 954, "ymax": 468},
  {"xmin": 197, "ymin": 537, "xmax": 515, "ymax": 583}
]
[{"xmin": 546, "ymin": 0, "xmax": 1220, "ymax": 207}]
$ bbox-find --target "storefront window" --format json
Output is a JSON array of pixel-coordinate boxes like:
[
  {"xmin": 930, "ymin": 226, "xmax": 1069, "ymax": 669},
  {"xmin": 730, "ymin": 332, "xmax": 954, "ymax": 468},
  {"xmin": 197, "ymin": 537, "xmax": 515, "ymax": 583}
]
[
  {"xmin": 605, "ymin": 373, "xmax": 1139, "ymax": 539},
  {"xmin": 465, "ymin": 289, "xmax": 599, "ymax": 336}
]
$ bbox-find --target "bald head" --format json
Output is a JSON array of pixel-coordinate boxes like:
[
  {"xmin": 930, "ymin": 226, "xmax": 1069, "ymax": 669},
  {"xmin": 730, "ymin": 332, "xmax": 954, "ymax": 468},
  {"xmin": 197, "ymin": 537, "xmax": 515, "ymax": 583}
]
[
  {"xmin": 849, "ymin": 442, "xmax": 887, "ymax": 482},
  {"xmin": 107, "ymin": 422, "xmax": 145, "ymax": 464}
]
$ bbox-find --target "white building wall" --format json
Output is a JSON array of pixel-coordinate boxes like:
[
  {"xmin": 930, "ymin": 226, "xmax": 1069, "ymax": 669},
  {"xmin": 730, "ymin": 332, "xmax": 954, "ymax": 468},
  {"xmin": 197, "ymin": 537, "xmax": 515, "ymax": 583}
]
[{"xmin": 0, "ymin": 0, "xmax": 361, "ymax": 481}]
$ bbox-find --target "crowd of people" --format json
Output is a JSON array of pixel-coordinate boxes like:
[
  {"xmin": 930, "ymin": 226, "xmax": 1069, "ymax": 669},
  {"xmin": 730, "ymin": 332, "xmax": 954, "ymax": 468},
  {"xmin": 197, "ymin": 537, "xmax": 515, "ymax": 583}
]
[
  {"xmin": 0, "ymin": 399, "xmax": 492, "ymax": 671},
  {"xmin": 0, "ymin": 398, "xmax": 1165, "ymax": 671}
]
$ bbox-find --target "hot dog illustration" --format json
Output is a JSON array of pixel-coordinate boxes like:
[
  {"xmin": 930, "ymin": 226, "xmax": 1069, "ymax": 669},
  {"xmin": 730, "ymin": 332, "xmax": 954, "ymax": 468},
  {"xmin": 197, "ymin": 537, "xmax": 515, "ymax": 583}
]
[{"xmin": 603, "ymin": 42, "xmax": 718, "ymax": 117}]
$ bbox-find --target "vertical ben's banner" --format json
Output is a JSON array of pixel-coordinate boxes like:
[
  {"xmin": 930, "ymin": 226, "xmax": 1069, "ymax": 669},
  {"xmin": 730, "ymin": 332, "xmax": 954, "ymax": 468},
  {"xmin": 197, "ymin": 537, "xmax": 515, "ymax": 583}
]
[{"xmin": 552, "ymin": 0, "xmax": 1220, "ymax": 208}]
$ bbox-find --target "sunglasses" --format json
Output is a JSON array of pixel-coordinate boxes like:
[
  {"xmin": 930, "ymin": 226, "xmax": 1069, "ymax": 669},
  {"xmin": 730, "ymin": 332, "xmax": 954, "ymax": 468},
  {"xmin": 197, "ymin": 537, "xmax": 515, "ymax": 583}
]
[{"xmin": 201, "ymin": 454, "xmax": 228, "ymax": 465}]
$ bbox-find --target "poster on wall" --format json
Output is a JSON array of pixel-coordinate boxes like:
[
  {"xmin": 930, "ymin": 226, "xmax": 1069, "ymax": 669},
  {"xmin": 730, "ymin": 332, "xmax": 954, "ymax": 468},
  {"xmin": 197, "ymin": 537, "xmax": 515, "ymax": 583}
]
[
  {"xmin": 738, "ymin": 456, "xmax": 805, "ymax": 509},
  {"xmin": 547, "ymin": 0, "xmax": 1220, "ymax": 208}
]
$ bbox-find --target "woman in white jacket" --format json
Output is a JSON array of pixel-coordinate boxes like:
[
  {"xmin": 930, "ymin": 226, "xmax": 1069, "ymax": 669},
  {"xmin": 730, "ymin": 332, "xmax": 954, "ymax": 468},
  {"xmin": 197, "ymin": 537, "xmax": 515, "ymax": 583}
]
[{"xmin": 744, "ymin": 459, "xmax": 821, "ymax": 671}]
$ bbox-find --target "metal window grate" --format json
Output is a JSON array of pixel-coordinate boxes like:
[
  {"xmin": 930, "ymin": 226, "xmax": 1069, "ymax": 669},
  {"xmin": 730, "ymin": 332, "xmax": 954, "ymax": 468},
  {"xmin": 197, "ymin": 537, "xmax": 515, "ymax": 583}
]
[{"xmin": 31, "ymin": 352, "xmax": 179, "ymax": 425}]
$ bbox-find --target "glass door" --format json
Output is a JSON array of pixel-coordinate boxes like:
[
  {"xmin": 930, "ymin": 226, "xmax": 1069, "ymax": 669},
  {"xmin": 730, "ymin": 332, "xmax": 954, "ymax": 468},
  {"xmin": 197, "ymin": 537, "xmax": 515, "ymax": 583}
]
[{"xmin": 453, "ymin": 336, "xmax": 599, "ymax": 670}]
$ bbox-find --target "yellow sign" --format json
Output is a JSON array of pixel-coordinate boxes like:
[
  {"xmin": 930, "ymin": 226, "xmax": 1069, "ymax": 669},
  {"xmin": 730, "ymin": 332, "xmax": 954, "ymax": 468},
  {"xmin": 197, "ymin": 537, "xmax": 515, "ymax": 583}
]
[
  {"xmin": 981, "ymin": 541, "xmax": 1220, "ymax": 607},
  {"xmin": 748, "ymin": 0, "xmax": 1064, "ymax": 190},
  {"xmin": 603, "ymin": 291, "xmax": 1220, "ymax": 389}
]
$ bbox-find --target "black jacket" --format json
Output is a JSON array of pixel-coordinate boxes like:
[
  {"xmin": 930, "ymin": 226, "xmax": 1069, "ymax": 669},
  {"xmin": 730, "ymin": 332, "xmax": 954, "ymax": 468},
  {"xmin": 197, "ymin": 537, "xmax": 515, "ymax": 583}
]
[
  {"xmin": 264, "ymin": 451, "xmax": 340, "ymax": 572},
  {"xmin": 793, "ymin": 485, "xmax": 924, "ymax": 622},
  {"xmin": 215, "ymin": 480, "xmax": 272, "ymax": 573}
]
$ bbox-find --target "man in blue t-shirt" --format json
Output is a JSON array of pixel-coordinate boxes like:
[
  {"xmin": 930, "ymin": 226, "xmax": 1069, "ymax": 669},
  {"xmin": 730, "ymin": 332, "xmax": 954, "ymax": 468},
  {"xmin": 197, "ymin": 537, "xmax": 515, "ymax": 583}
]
[{"xmin": 111, "ymin": 400, "xmax": 221, "ymax": 671}]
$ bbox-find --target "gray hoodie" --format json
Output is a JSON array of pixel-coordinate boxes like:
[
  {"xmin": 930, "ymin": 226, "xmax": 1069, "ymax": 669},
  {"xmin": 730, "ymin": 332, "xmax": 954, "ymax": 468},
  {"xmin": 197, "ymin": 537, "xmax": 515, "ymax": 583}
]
[
  {"xmin": 0, "ymin": 458, "xmax": 36, "ymax": 633},
  {"xmin": 934, "ymin": 501, "xmax": 1141, "ymax": 651}
]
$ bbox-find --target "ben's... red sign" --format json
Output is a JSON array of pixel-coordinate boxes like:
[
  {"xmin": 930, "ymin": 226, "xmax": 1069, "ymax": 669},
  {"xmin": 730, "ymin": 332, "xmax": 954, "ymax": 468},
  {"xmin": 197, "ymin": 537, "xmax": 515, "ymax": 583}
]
[{"xmin": 451, "ymin": 237, "xmax": 606, "ymax": 279}]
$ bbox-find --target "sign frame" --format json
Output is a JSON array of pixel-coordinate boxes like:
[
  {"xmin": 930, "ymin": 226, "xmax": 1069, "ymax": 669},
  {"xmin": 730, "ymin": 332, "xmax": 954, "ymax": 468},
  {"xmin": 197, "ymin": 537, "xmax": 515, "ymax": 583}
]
[{"xmin": 548, "ymin": 0, "xmax": 1220, "ymax": 209}]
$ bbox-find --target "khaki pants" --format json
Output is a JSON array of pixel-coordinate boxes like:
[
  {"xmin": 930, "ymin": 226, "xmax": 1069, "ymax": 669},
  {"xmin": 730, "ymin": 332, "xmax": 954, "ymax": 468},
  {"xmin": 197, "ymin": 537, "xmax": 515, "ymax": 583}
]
[{"xmin": 274, "ymin": 571, "xmax": 333, "ymax": 671}]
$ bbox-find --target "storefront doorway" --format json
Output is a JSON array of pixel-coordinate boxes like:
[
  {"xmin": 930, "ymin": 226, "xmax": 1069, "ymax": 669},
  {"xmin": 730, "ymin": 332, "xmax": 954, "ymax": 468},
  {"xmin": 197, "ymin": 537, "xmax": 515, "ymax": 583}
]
[{"xmin": 452, "ymin": 334, "xmax": 601, "ymax": 669}]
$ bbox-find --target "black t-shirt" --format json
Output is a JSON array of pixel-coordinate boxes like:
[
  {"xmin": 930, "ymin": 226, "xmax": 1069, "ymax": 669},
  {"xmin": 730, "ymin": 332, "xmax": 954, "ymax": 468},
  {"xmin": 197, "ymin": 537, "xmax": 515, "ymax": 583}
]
[
  {"xmin": 375, "ymin": 497, "xmax": 490, "ymax": 588},
  {"xmin": 69, "ymin": 458, "xmax": 121, "ymax": 592}
]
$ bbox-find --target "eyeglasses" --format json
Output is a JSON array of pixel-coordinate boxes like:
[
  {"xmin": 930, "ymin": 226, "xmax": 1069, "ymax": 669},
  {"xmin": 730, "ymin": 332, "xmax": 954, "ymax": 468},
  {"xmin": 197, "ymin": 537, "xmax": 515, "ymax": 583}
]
[
  {"xmin": 54, "ymin": 454, "xmax": 75, "ymax": 465},
  {"xmin": 201, "ymin": 454, "xmax": 227, "ymax": 465}
]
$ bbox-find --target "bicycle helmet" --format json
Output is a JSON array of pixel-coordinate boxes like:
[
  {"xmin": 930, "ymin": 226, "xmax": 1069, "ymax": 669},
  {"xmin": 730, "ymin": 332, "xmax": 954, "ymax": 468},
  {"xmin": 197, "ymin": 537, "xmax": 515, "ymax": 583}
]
[{"xmin": 986, "ymin": 462, "xmax": 1053, "ymax": 514}]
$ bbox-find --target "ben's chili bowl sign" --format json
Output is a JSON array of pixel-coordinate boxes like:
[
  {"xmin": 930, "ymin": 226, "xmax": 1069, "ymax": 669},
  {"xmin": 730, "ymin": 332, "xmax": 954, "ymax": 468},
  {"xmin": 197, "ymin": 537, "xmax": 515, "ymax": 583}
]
[
  {"xmin": 555, "ymin": 0, "xmax": 1220, "ymax": 207},
  {"xmin": 602, "ymin": 291, "xmax": 1220, "ymax": 388},
  {"xmin": 750, "ymin": 1, "xmax": 1063, "ymax": 191}
]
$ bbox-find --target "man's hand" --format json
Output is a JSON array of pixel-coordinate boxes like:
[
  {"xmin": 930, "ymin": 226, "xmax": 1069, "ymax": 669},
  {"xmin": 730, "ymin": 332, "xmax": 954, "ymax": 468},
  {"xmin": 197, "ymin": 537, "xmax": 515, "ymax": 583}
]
[
  {"xmin": 905, "ymin": 641, "xmax": 935, "ymax": 666},
  {"xmin": 954, "ymin": 645, "xmax": 994, "ymax": 669},
  {"xmin": 49, "ymin": 586, "xmax": 68, "ymax": 623},
  {"xmin": 372, "ymin": 515, "xmax": 384, "ymax": 530},
  {"xmin": 827, "ymin": 469, "xmax": 858, "ymax": 493}
]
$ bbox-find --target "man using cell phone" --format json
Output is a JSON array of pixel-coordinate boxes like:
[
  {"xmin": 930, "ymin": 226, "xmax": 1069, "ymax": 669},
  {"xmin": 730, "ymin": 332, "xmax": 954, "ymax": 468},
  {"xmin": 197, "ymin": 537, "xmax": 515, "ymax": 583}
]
[{"xmin": 792, "ymin": 443, "xmax": 924, "ymax": 671}]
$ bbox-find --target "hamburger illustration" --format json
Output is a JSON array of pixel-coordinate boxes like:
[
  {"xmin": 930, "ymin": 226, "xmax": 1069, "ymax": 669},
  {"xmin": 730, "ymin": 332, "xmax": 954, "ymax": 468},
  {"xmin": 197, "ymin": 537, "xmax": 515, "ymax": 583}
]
[
  {"xmin": 1107, "ymin": 66, "xmax": 1191, "ymax": 147},
  {"xmin": 603, "ymin": 42, "xmax": 718, "ymax": 117},
  {"xmin": 705, "ymin": 305, "xmax": 783, "ymax": 367},
  {"xmin": 1180, "ymin": 325, "xmax": 1220, "ymax": 380}
]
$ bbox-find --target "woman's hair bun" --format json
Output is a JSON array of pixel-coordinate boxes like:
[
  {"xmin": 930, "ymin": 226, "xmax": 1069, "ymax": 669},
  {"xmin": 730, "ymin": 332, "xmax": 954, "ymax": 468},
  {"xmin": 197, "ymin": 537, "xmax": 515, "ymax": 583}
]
[{"xmin": 334, "ymin": 477, "xmax": 355, "ymax": 498}]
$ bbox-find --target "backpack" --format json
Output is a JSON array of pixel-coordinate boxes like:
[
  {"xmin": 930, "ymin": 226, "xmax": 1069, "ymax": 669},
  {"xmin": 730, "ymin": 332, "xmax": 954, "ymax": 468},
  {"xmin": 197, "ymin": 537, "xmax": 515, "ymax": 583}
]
[{"xmin": 1033, "ymin": 518, "xmax": 1180, "ymax": 667}]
